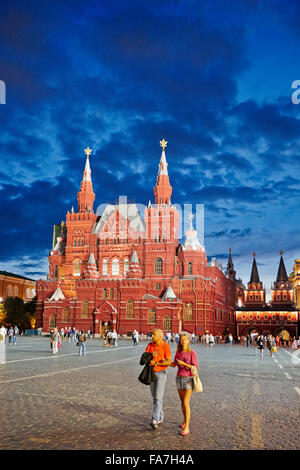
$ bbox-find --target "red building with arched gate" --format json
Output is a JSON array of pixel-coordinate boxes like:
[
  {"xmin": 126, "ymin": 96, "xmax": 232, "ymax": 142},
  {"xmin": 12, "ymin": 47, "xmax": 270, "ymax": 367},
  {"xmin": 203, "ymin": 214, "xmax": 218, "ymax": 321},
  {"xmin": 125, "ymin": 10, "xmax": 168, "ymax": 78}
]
[{"xmin": 235, "ymin": 253, "xmax": 298, "ymax": 341}]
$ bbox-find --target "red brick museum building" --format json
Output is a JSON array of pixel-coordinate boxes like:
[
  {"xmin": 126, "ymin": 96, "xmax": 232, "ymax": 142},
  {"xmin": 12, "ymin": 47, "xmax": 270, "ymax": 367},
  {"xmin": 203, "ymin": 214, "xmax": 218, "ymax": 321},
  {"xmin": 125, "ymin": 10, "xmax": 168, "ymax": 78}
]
[{"xmin": 36, "ymin": 142, "xmax": 239, "ymax": 336}]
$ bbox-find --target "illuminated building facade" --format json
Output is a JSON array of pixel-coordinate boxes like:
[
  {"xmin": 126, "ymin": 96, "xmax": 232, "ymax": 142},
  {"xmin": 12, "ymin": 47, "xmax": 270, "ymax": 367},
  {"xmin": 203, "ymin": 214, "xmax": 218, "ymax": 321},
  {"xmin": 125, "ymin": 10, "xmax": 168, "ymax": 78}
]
[{"xmin": 36, "ymin": 143, "xmax": 237, "ymax": 336}]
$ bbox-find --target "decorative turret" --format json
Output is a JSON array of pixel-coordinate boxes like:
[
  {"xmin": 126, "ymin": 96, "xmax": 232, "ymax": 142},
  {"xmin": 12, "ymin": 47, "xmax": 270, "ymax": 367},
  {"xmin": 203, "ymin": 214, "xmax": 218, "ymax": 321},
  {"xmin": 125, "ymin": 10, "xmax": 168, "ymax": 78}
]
[
  {"xmin": 244, "ymin": 253, "xmax": 265, "ymax": 306},
  {"xmin": 77, "ymin": 147, "xmax": 95, "ymax": 213},
  {"xmin": 127, "ymin": 250, "xmax": 142, "ymax": 278},
  {"xmin": 271, "ymin": 251, "xmax": 294, "ymax": 305},
  {"xmin": 153, "ymin": 139, "xmax": 172, "ymax": 205},
  {"xmin": 182, "ymin": 214, "xmax": 204, "ymax": 252},
  {"xmin": 83, "ymin": 252, "xmax": 99, "ymax": 280}
]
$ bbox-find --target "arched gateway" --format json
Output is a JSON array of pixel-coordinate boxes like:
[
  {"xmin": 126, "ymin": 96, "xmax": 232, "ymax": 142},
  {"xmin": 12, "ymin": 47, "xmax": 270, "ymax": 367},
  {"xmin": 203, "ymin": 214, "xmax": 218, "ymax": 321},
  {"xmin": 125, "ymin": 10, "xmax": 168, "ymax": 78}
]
[{"xmin": 93, "ymin": 301, "xmax": 118, "ymax": 337}]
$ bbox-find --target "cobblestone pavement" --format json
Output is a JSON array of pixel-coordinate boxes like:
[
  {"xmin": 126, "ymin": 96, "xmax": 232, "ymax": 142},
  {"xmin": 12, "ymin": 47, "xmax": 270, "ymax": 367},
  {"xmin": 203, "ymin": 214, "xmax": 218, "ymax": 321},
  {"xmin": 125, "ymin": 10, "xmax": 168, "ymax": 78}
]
[{"xmin": 0, "ymin": 337, "xmax": 299, "ymax": 450}]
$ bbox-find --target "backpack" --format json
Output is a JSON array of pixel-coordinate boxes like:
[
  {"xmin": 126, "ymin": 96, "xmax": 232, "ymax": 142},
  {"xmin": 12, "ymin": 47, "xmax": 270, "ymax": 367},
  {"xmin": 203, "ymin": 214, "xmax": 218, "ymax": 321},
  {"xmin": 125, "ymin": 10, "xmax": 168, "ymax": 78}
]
[{"xmin": 78, "ymin": 334, "xmax": 85, "ymax": 342}]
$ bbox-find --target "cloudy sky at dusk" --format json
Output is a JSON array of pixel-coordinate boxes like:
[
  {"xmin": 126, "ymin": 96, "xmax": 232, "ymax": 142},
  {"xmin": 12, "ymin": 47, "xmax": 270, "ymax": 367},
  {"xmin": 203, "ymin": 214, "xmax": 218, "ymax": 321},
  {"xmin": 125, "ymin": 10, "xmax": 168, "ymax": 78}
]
[{"xmin": 1, "ymin": 0, "xmax": 300, "ymax": 299}]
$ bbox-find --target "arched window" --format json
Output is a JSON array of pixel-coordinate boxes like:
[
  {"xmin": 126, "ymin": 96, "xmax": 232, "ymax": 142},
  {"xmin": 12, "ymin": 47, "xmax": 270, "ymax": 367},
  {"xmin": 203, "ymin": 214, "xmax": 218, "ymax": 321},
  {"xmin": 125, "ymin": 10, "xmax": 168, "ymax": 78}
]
[
  {"xmin": 148, "ymin": 308, "xmax": 156, "ymax": 324},
  {"xmin": 6, "ymin": 285, "xmax": 13, "ymax": 297},
  {"xmin": 102, "ymin": 259, "xmax": 108, "ymax": 276},
  {"xmin": 124, "ymin": 259, "xmax": 129, "ymax": 275},
  {"xmin": 73, "ymin": 259, "xmax": 81, "ymax": 276},
  {"xmin": 183, "ymin": 304, "xmax": 193, "ymax": 320},
  {"xmin": 49, "ymin": 315, "xmax": 56, "ymax": 328},
  {"xmin": 188, "ymin": 262, "xmax": 192, "ymax": 275},
  {"xmin": 109, "ymin": 288, "xmax": 114, "ymax": 299},
  {"xmin": 163, "ymin": 315, "xmax": 171, "ymax": 331},
  {"xmin": 155, "ymin": 258, "xmax": 163, "ymax": 275},
  {"xmin": 103, "ymin": 288, "xmax": 107, "ymax": 299},
  {"xmin": 215, "ymin": 306, "xmax": 218, "ymax": 321},
  {"xmin": 112, "ymin": 259, "xmax": 119, "ymax": 276},
  {"xmin": 63, "ymin": 307, "xmax": 70, "ymax": 322},
  {"xmin": 13, "ymin": 286, "xmax": 19, "ymax": 297},
  {"xmin": 81, "ymin": 300, "xmax": 89, "ymax": 318},
  {"xmin": 126, "ymin": 300, "xmax": 134, "ymax": 318}
]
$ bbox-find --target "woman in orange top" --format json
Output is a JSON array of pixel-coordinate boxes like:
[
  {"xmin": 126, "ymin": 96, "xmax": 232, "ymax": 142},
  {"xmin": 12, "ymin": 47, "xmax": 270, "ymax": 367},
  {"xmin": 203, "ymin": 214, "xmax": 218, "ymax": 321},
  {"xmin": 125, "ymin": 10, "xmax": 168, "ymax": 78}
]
[{"xmin": 145, "ymin": 329, "xmax": 172, "ymax": 429}]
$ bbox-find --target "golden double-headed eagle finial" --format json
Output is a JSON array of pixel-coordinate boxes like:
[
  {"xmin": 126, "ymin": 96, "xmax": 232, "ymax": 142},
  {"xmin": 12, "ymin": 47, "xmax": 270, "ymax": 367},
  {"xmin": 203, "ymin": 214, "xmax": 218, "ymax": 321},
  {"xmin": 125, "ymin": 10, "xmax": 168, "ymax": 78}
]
[
  {"xmin": 84, "ymin": 147, "xmax": 92, "ymax": 157},
  {"xmin": 160, "ymin": 139, "xmax": 168, "ymax": 150}
]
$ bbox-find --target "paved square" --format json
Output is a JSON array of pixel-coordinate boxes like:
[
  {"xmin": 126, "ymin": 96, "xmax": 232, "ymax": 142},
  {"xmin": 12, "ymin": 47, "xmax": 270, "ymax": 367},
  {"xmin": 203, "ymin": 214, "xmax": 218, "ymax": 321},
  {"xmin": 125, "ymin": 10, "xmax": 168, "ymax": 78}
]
[{"xmin": 0, "ymin": 337, "xmax": 299, "ymax": 450}]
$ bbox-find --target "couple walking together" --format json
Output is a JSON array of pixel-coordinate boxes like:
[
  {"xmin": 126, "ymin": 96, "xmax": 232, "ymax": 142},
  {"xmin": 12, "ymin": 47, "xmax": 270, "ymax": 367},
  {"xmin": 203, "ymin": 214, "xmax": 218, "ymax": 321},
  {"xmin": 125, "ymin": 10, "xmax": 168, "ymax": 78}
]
[{"xmin": 145, "ymin": 329, "xmax": 199, "ymax": 436}]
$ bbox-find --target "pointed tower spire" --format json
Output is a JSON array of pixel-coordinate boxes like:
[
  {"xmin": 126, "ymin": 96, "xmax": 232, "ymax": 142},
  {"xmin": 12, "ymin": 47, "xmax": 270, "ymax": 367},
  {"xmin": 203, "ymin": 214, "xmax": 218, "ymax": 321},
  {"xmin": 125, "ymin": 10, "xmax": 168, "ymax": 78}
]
[
  {"xmin": 154, "ymin": 139, "xmax": 172, "ymax": 205},
  {"xmin": 225, "ymin": 248, "xmax": 236, "ymax": 279},
  {"xmin": 276, "ymin": 251, "xmax": 288, "ymax": 282},
  {"xmin": 250, "ymin": 252, "xmax": 260, "ymax": 283},
  {"xmin": 77, "ymin": 147, "xmax": 95, "ymax": 213}
]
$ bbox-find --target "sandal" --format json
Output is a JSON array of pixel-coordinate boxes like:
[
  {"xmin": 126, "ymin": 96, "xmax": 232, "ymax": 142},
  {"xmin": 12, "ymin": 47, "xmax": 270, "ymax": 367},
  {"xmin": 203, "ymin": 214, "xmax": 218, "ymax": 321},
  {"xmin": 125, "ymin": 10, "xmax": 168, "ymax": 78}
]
[
  {"xmin": 179, "ymin": 423, "xmax": 185, "ymax": 428},
  {"xmin": 180, "ymin": 429, "xmax": 190, "ymax": 436}
]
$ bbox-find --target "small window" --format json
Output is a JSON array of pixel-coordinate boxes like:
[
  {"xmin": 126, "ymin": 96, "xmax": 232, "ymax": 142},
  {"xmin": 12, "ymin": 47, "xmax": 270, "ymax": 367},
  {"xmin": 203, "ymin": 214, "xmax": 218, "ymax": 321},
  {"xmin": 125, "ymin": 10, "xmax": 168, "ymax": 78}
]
[
  {"xmin": 126, "ymin": 300, "xmax": 134, "ymax": 318},
  {"xmin": 124, "ymin": 259, "xmax": 129, "ymax": 275},
  {"xmin": 148, "ymin": 308, "xmax": 156, "ymax": 324},
  {"xmin": 155, "ymin": 258, "xmax": 163, "ymax": 275},
  {"xmin": 63, "ymin": 307, "xmax": 70, "ymax": 322},
  {"xmin": 112, "ymin": 259, "xmax": 119, "ymax": 276},
  {"xmin": 102, "ymin": 259, "xmax": 108, "ymax": 276},
  {"xmin": 81, "ymin": 300, "xmax": 89, "ymax": 318},
  {"xmin": 103, "ymin": 288, "xmax": 107, "ymax": 299},
  {"xmin": 188, "ymin": 262, "xmax": 192, "ymax": 275},
  {"xmin": 109, "ymin": 288, "xmax": 114, "ymax": 299},
  {"xmin": 155, "ymin": 284, "xmax": 161, "ymax": 290}
]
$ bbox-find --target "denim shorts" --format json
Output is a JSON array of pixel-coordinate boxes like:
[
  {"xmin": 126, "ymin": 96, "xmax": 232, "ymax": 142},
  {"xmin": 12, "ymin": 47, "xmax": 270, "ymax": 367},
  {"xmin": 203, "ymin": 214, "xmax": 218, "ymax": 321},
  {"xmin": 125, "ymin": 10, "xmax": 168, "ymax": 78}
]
[{"xmin": 176, "ymin": 376, "xmax": 194, "ymax": 391}]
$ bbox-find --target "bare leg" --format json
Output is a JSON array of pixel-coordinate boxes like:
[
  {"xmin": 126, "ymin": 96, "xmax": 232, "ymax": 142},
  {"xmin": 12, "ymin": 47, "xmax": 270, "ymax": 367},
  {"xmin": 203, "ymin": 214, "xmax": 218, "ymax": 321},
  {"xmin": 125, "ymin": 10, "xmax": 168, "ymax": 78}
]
[{"xmin": 178, "ymin": 389, "xmax": 192, "ymax": 432}]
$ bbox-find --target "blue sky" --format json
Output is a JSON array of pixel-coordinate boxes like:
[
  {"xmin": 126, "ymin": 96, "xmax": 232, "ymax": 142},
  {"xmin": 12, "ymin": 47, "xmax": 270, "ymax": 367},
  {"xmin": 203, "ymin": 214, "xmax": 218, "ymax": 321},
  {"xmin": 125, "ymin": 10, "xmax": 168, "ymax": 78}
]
[{"xmin": 0, "ymin": 0, "xmax": 300, "ymax": 299}]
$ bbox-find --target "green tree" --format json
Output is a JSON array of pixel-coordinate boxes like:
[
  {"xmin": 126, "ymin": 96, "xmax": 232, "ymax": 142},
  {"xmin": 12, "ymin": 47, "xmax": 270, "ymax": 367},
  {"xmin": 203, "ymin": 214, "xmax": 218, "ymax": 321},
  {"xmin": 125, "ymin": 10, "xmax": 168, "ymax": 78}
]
[
  {"xmin": 24, "ymin": 296, "xmax": 37, "ymax": 328},
  {"xmin": 4, "ymin": 297, "xmax": 31, "ymax": 329}
]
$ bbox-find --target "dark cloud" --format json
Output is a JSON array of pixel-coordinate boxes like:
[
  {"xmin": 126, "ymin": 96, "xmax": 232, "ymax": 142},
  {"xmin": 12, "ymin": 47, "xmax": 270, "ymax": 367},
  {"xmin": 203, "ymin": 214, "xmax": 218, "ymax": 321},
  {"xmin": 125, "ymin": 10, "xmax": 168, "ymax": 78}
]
[{"xmin": 0, "ymin": 0, "xmax": 299, "ymax": 293}]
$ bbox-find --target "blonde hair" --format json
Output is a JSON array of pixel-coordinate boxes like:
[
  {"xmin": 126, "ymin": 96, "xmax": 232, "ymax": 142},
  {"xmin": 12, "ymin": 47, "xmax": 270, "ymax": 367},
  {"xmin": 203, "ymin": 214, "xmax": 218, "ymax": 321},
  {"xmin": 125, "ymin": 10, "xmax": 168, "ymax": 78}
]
[{"xmin": 176, "ymin": 334, "xmax": 191, "ymax": 353}]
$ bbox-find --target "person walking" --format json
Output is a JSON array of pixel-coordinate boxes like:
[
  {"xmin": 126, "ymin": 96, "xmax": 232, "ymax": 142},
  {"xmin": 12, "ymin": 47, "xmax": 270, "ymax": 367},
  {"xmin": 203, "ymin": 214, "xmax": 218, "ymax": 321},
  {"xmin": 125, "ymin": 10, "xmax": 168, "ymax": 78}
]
[
  {"xmin": 171, "ymin": 333, "xmax": 198, "ymax": 436},
  {"xmin": 112, "ymin": 330, "xmax": 118, "ymax": 347},
  {"xmin": 0, "ymin": 325, "xmax": 6, "ymax": 344},
  {"xmin": 78, "ymin": 330, "xmax": 86, "ymax": 356},
  {"xmin": 51, "ymin": 328, "xmax": 59, "ymax": 354},
  {"xmin": 132, "ymin": 329, "xmax": 139, "ymax": 346},
  {"xmin": 145, "ymin": 329, "xmax": 172, "ymax": 429},
  {"xmin": 267, "ymin": 335, "xmax": 276, "ymax": 357},
  {"xmin": 8, "ymin": 327, "xmax": 13, "ymax": 345},
  {"xmin": 191, "ymin": 332, "xmax": 195, "ymax": 344},
  {"xmin": 257, "ymin": 335, "xmax": 264, "ymax": 357},
  {"xmin": 246, "ymin": 335, "xmax": 252, "ymax": 348},
  {"xmin": 205, "ymin": 333, "xmax": 210, "ymax": 348},
  {"xmin": 209, "ymin": 334, "xmax": 215, "ymax": 348},
  {"xmin": 13, "ymin": 326, "xmax": 19, "ymax": 345},
  {"xmin": 228, "ymin": 333, "xmax": 233, "ymax": 348}
]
